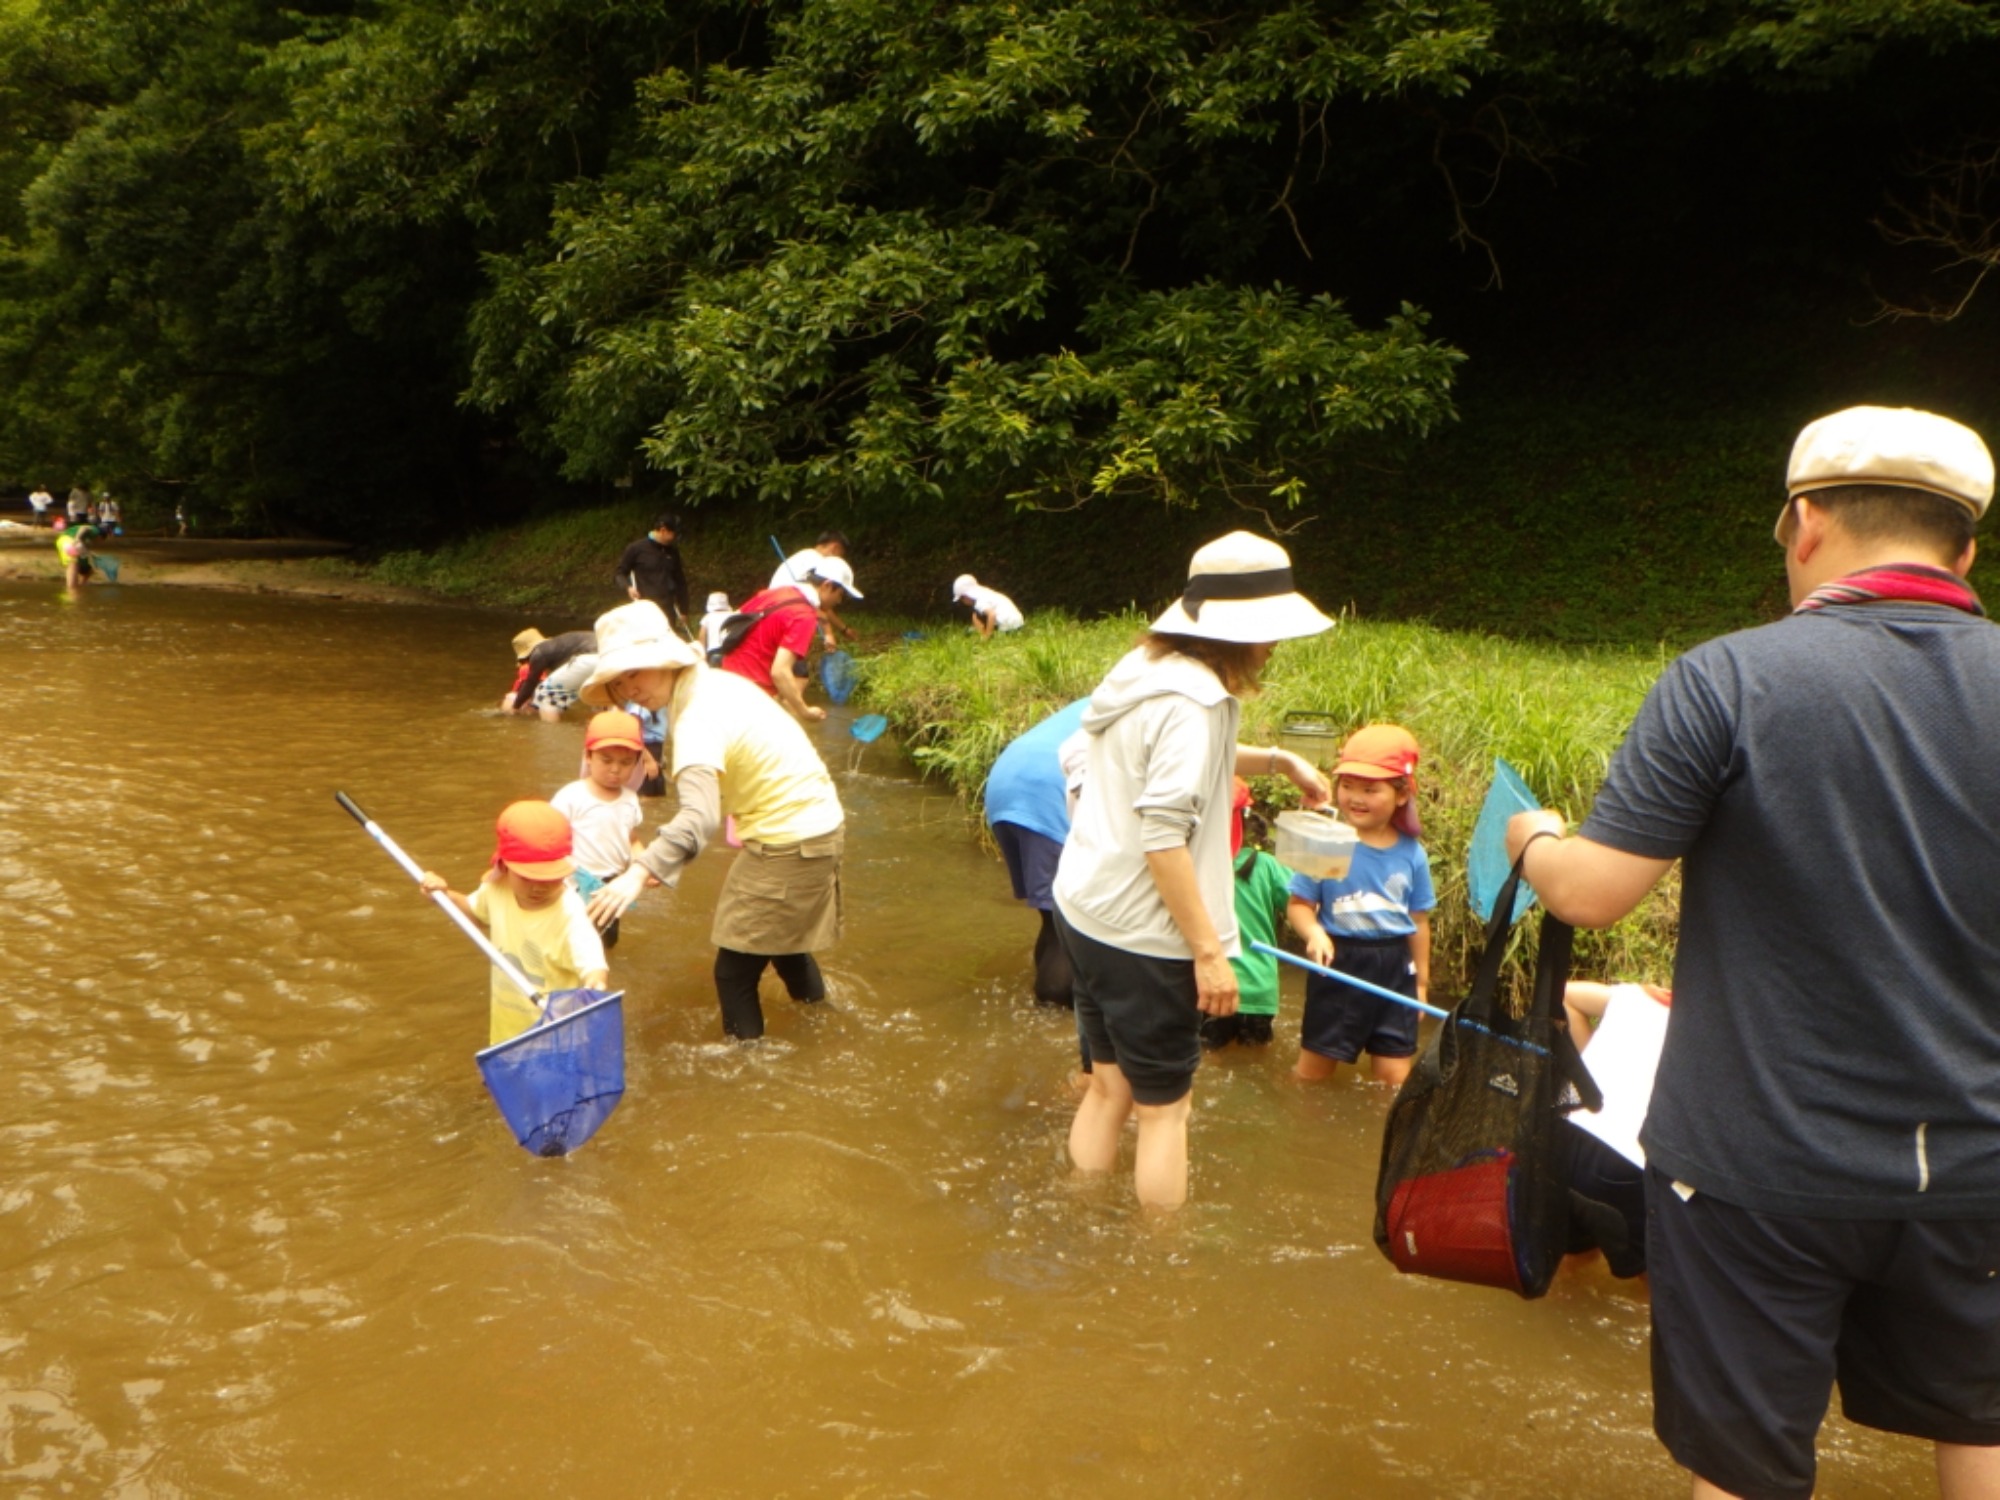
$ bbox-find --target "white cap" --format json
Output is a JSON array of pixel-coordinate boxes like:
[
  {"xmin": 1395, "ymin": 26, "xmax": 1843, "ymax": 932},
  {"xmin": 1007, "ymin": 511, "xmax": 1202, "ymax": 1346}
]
[
  {"xmin": 807, "ymin": 555, "xmax": 863, "ymax": 599},
  {"xmin": 1787, "ymin": 406, "xmax": 1993, "ymax": 517},
  {"xmin": 951, "ymin": 573, "xmax": 978, "ymax": 601}
]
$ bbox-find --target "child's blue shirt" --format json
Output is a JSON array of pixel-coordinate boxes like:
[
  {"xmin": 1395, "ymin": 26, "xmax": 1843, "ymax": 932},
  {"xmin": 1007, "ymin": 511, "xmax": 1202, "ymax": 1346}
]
[{"xmin": 1288, "ymin": 833, "xmax": 1435, "ymax": 939}]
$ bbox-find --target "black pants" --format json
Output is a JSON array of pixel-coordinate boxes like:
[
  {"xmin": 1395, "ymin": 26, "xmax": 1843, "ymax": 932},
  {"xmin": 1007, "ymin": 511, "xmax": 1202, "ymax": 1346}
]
[
  {"xmin": 1033, "ymin": 908, "xmax": 1075, "ymax": 1008},
  {"xmin": 713, "ymin": 948, "xmax": 825, "ymax": 1039}
]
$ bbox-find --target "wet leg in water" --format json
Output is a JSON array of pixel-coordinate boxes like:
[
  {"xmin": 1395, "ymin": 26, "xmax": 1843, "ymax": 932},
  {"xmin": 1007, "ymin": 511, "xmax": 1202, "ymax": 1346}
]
[
  {"xmin": 1069, "ymin": 1065, "xmax": 1191, "ymax": 1210},
  {"xmin": 713, "ymin": 949, "xmax": 825, "ymax": 1039}
]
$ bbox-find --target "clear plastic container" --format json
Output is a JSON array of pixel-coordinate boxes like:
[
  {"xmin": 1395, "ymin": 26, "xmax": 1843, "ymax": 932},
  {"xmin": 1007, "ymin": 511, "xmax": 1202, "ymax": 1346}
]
[{"xmin": 1274, "ymin": 809, "xmax": 1358, "ymax": 880}]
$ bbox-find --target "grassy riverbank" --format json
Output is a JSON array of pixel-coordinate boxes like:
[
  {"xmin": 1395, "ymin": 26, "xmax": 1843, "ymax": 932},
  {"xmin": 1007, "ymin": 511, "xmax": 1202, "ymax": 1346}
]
[{"xmin": 857, "ymin": 614, "xmax": 1675, "ymax": 1001}]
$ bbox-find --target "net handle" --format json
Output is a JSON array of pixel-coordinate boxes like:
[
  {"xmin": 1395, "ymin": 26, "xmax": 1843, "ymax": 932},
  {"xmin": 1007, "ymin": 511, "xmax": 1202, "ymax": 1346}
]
[{"xmin": 335, "ymin": 791, "xmax": 545, "ymax": 1005}]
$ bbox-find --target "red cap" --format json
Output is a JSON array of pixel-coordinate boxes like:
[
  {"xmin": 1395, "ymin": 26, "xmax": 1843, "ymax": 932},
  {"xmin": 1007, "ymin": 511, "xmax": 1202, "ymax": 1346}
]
[
  {"xmin": 1229, "ymin": 777, "xmax": 1251, "ymax": 857},
  {"xmin": 492, "ymin": 800, "xmax": 574, "ymax": 880},
  {"xmin": 1333, "ymin": 723, "xmax": 1421, "ymax": 837},
  {"xmin": 584, "ymin": 709, "xmax": 645, "ymax": 753}
]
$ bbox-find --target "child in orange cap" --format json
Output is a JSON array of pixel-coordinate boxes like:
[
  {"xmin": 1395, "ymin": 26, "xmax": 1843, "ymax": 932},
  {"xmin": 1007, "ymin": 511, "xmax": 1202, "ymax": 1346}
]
[
  {"xmin": 1285, "ymin": 723, "xmax": 1434, "ymax": 1086},
  {"xmin": 420, "ymin": 800, "xmax": 609, "ymax": 1044},
  {"xmin": 549, "ymin": 711, "xmax": 655, "ymax": 949}
]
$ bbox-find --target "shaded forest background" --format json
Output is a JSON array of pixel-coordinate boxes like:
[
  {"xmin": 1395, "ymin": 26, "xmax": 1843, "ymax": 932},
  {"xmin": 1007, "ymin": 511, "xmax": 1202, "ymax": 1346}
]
[{"xmin": 5, "ymin": 0, "xmax": 2000, "ymax": 637}]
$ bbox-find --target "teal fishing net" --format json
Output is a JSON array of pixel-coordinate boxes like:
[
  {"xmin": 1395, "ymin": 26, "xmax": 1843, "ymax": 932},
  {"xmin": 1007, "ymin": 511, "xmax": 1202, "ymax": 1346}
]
[{"xmin": 821, "ymin": 650, "xmax": 856, "ymax": 705}]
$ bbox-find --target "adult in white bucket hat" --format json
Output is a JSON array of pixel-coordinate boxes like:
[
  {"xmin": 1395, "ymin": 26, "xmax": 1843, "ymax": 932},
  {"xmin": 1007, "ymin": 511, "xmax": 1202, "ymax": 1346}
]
[
  {"xmin": 1051, "ymin": 531, "xmax": 1335, "ymax": 1210},
  {"xmin": 580, "ymin": 601, "xmax": 846, "ymax": 1041},
  {"xmin": 1506, "ymin": 406, "xmax": 2000, "ymax": 1499}
]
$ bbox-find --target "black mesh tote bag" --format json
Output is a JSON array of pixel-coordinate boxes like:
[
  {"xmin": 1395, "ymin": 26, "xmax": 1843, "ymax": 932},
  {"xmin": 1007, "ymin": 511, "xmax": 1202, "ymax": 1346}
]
[{"xmin": 1373, "ymin": 858, "xmax": 1602, "ymax": 1299}]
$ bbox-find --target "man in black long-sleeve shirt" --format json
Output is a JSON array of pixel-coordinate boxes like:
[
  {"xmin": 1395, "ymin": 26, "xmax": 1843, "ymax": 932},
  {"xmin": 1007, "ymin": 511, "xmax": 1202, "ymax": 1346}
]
[{"xmin": 615, "ymin": 513, "xmax": 690, "ymax": 633}]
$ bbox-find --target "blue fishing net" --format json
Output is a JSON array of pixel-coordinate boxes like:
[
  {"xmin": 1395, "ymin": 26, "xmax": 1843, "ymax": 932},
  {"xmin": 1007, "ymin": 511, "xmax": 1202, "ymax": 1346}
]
[
  {"xmin": 1468, "ymin": 759, "xmax": 1540, "ymax": 925},
  {"xmin": 821, "ymin": 650, "xmax": 857, "ymax": 705},
  {"xmin": 475, "ymin": 989, "xmax": 625, "ymax": 1157}
]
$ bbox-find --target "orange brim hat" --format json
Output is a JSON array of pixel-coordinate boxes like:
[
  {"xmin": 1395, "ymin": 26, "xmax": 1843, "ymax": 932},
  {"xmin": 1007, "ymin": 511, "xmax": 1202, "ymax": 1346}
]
[
  {"xmin": 1333, "ymin": 723, "xmax": 1422, "ymax": 838},
  {"xmin": 492, "ymin": 799, "xmax": 575, "ymax": 880},
  {"xmin": 584, "ymin": 709, "xmax": 645, "ymax": 753}
]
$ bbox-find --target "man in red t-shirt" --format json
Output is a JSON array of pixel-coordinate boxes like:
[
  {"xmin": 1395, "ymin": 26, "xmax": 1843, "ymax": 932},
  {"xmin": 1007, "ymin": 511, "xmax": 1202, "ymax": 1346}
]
[{"xmin": 719, "ymin": 557, "xmax": 862, "ymax": 722}]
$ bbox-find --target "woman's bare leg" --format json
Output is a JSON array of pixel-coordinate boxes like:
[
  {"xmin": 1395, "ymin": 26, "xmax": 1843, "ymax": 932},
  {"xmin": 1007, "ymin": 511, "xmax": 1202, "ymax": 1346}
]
[
  {"xmin": 1132, "ymin": 1093, "xmax": 1193, "ymax": 1209},
  {"xmin": 1068, "ymin": 1061, "xmax": 1133, "ymax": 1175}
]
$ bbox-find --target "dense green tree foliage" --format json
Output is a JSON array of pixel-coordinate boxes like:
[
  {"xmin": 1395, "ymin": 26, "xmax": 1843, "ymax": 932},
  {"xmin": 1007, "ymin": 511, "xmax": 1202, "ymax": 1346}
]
[{"xmin": 0, "ymin": 0, "xmax": 1996, "ymax": 536}]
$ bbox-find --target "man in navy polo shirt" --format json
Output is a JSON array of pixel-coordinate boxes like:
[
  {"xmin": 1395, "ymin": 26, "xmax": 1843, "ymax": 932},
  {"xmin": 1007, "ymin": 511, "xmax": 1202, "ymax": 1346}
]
[{"xmin": 1509, "ymin": 406, "xmax": 2000, "ymax": 1500}]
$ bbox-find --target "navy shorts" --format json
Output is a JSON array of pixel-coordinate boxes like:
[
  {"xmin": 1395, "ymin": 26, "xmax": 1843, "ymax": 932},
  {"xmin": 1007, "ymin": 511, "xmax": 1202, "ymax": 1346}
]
[
  {"xmin": 1052, "ymin": 909, "xmax": 1200, "ymax": 1106},
  {"xmin": 1648, "ymin": 1167, "xmax": 2000, "ymax": 1500},
  {"xmin": 1299, "ymin": 936, "xmax": 1419, "ymax": 1062},
  {"xmin": 994, "ymin": 822, "xmax": 1063, "ymax": 911}
]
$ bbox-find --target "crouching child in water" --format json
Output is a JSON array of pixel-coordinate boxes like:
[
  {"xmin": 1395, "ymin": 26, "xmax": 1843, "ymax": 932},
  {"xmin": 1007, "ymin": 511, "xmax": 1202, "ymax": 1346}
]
[
  {"xmin": 550, "ymin": 710, "xmax": 655, "ymax": 948},
  {"xmin": 420, "ymin": 800, "xmax": 608, "ymax": 1045},
  {"xmin": 1202, "ymin": 780, "xmax": 1294, "ymax": 1050},
  {"xmin": 1286, "ymin": 724, "xmax": 1434, "ymax": 1086}
]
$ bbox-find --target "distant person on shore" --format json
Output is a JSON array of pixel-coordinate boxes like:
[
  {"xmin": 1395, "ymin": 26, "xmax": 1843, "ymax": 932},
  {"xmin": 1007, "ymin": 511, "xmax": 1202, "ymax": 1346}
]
[
  {"xmin": 1053, "ymin": 531, "xmax": 1333, "ymax": 1210},
  {"xmin": 952, "ymin": 574, "xmax": 1024, "ymax": 638},
  {"xmin": 549, "ymin": 710, "xmax": 654, "ymax": 949},
  {"xmin": 697, "ymin": 591, "xmax": 733, "ymax": 658},
  {"xmin": 615, "ymin": 513, "xmax": 691, "ymax": 635},
  {"xmin": 503, "ymin": 627, "xmax": 598, "ymax": 721},
  {"xmin": 983, "ymin": 698, "xmax": 1090, "ymax": 1007},
  {"xmin": 98, "ymin": 496, "xmax": 120, "ymax": 534},
  {"xmin": 28, "ymin": 487, "xmax": 51, "ymax": 527},
  {"xmin": 174, "ymin": 502, "xmax": 188, "ymax": 537},
  {"xmin": 720, "ymin": 560, "xmax": 862, "ymax": 723},
  {"xmin": 1206, "ymin": 781, "xmax": 1294, "ymax": 1051},
  {"xmin": 772, "ymin": 530, "xmax": 860, "ymax": 646},
  {"xmin": 56, "ymin": 525, "xmax": 99, "ymax": 589},
  {"xmin": 579, "ymin": 601, "xmax": 847, "ymax": 1042},
  {"xmin": 1505, "ymin": 405, "xmax": 2000, "ymax": 1500},
  {"xmin": 1285, "ymin": 724, "xmax": 1433, "ymax": 1087},
  {"xmin": 66, "ymin": 488, "xmax": 87, "ymax": 528},
  {"xmin": 419, "ymin": 800, "xmax": 608, "ymax": 1046}
]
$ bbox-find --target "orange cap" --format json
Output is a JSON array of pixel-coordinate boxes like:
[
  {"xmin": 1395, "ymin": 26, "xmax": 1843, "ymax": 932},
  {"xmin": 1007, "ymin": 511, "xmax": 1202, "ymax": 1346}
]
[
  {"xmin": 492, "ymin": 800, "xmax": 575, "ymax": 880},
  {"xmin": 1333, "ymin": 724, "xmax": 1421, "ymax": 837},
  {"xmin": 1230, "ymin": 776, "xmax": 1251, "ymax": 858},
  {"xmin": 584, "ymin": 709, "xmax": 645, "ymax": 753}
]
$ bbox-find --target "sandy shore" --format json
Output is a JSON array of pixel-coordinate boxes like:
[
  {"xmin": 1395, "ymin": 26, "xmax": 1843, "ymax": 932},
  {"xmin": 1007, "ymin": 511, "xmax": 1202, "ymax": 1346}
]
[{"xmin": 0, "ymin": 531, "xmax": 436, "ymax": 604}]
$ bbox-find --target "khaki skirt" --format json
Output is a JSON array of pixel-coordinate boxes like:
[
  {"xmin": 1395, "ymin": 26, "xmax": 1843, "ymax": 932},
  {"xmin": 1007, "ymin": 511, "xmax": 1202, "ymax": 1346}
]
[{"xmin": 710, "ymin": 830, "xmax": 844, "ymax": 955}]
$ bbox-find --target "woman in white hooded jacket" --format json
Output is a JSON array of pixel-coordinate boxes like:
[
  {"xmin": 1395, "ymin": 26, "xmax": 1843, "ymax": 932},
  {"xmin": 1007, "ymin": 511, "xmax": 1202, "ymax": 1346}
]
[{"xmin": 1052, "ymin": 532, "xmax": 1333, "ymax": 1209}]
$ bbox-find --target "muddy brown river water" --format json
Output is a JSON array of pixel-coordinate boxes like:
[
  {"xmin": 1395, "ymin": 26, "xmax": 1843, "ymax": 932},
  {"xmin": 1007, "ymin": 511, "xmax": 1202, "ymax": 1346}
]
[{"xmin": 0, "ymin": 582, "xmax": 1932, "ymax": 1496}]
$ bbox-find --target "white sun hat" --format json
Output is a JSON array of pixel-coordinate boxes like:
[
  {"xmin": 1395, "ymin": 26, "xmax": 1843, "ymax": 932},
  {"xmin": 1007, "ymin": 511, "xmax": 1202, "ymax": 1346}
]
[
  {"xmin": 1149, "ymin": 531, "xmax": 1333, "ymax": 644},
  {"xmin": 580, "ymin": 601, "xmax": 701, "ymax": 707},
  {"xmin": 1783, "ymin": 406, "xmax": 1994, "ymax": 541},
  {"xmin": 806, "ymin": 555, "xmax": 862, "ymax": 598},
  {"xmin": 951, "ymin": 573, "xmax": 978, "ymax": 600}
]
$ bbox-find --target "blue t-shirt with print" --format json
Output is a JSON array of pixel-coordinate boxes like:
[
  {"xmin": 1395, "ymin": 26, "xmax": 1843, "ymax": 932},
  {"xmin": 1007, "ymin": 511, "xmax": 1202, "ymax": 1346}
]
[{"xmin": 1288, "ymin": 834, "xmax": 1435, "ymax": 938}]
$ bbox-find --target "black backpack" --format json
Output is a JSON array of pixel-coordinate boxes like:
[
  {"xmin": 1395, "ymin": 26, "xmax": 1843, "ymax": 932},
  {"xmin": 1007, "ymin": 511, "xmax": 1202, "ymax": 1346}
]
[{"xmin": 707, "ymin": 596, "xmax": 815, "ymax": 667}]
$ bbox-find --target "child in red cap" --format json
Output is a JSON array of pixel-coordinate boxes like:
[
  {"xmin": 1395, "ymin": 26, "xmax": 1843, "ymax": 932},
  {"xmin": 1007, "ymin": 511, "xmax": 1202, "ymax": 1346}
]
[
  {"xmin": 1285, "ymin": 723, "xmax": 1434, "ymax": 1086},
  {"xmin": 550, "ymin": 710, "xmax": 655, "ymax": 949},
  {"xmin": 421, "ymin": 800, "xmax": 609, "ymax": 1044}
]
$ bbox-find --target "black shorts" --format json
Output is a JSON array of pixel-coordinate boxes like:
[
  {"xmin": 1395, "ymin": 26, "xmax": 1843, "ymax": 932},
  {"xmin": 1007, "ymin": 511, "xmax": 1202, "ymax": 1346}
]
[
  {"xmin": 1557, "ymin": 1126, "xmax": 1646, "ymax": 1278},
  {"xmin": 1052, "ymin": 908, "xmax": 1200, "ymax": 1106},
  {"xmin": 1648, "ymin": 1167, "xmax": 2000, "ymax": 1500},
  {"xmin": 1199, "ymin": 1012, "xmax": 1275, "ymax": 1050},
  {"xmin": 1299, "ymin": 936, "xmax": 1418, "ymax": 1062},
  {"xmin": 994, "ymin": 822, "xmax": 1063, "ymax": 911}
]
